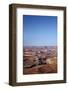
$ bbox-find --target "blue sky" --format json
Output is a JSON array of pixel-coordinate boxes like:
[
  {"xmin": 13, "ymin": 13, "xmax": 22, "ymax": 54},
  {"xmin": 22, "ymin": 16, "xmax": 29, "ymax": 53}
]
[{"xmin": 23, "ymin": 15, "xmax": 57, "ymax": 46}]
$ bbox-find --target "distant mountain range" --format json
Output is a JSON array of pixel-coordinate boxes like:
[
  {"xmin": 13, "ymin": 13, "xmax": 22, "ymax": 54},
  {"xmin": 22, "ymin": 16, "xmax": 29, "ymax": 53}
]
[{"xmin": 24, "ymin": 46, "xmax": 57, "ymax": 48}]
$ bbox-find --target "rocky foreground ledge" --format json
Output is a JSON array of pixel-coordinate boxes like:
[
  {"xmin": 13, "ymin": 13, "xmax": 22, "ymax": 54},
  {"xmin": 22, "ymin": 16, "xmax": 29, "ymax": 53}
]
[{"xmin": 23, "ymin": 64, "xmax": 57, "ymax": 75}]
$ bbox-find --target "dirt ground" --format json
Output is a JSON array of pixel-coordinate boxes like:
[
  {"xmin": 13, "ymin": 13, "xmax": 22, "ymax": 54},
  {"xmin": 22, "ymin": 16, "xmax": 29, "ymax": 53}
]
[{"xmin": 23, "ymin": 64, "xmax": 57, "ymax": 75}]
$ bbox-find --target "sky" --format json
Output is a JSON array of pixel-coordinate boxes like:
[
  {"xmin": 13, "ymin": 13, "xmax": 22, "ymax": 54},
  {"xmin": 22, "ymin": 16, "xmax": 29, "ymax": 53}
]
[{"xmin": 23, "ymin": 15, "xmax": 57, "ymax": 46}]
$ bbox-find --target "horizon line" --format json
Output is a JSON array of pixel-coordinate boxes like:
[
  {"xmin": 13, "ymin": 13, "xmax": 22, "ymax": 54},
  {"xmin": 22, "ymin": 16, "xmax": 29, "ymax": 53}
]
[{"xmin": 24, "ymin": 45, "xmax": 57, "ymax": 47}]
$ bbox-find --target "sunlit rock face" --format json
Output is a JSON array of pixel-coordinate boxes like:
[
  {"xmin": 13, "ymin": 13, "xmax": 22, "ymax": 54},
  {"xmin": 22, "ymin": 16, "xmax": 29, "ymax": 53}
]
[{"xmin": 45, "ymin": 57, "xmax": 57, "ymax": 64}]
